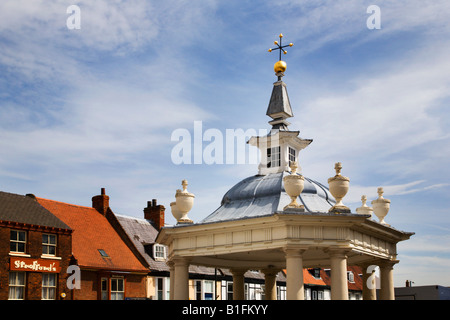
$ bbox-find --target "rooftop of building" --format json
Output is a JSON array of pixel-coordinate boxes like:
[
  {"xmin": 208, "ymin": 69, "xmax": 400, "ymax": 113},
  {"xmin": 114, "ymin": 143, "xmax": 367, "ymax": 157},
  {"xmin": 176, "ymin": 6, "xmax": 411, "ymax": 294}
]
[
  {"xmin": 0, "ymin": 191, "xmax": 71, "ymax": 231},
  {"xmin": 37, "ymin": 197, "xmax": 147, "ymax": 273}
]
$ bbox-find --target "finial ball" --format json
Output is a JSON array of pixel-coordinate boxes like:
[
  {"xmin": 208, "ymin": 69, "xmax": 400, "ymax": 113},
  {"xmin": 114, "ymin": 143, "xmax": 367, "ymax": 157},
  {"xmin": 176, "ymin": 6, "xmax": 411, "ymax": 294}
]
[{"xmin": 274, "ymin": 60, "xmax": 287, "ymax": 73}]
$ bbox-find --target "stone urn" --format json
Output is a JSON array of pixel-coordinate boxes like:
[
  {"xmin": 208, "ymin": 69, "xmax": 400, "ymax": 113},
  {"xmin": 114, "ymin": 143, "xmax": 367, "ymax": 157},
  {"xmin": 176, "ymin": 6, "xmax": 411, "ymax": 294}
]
[
  {"xmin": 327, "ymin": 162, "xmax": 350, "ymax": 213},
  {"xmin": 356, "ymin": 195, "xmax": 373, "ymax": 217},
  {"xmin": 283, "ymin": 162, "xmax": 305, "ymax": 210},
  {"xmin": 371, "ymin": 187, "xmax": 390, "ymax": 225},
  {"xmin": 170, "ymin": 201, "xmax": 183, "ymax": 222},
  {"xmin": 175, "ymin": 179, "xmax": 195, "ymax": 224}
]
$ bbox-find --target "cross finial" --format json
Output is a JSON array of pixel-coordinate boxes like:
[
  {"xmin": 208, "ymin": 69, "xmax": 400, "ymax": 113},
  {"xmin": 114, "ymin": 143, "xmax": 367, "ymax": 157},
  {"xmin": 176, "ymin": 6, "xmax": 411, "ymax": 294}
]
[{"xmin": 268, "ymin": 33, "xmax": 293, "ymax": 61}]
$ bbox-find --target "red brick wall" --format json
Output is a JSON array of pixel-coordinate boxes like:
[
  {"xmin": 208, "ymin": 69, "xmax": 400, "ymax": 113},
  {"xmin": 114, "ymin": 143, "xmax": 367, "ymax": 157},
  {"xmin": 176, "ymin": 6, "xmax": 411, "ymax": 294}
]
[
  {"xmin": 72, "ymin": 270, "xmax": 147, "ymax": 300},
  {"xmin": 0, "ymin": 225, "xmax": 72, "ymax": 300}
]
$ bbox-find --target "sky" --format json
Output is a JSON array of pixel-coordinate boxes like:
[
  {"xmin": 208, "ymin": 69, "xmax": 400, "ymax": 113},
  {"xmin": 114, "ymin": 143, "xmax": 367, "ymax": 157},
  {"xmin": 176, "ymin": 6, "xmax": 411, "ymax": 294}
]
[{"xmin": 0, "ymin": 0, "xmax": 449, "ymax": 287}]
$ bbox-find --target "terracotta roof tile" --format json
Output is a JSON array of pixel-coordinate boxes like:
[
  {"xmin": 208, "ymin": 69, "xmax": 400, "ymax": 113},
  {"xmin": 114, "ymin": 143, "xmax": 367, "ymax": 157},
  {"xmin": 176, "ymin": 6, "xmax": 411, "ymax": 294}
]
[{"xmin": 37, "ymin": 198, "xmax": 147, "ymax": 273}]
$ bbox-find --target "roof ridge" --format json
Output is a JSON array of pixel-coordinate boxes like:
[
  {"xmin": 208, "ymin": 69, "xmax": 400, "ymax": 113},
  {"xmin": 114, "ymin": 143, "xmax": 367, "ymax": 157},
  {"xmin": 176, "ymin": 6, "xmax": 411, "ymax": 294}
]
[
  {"xmin": 115, "ymin": 213, "xmax": 149, "ymax": 222},
  {"xmin": 36, "ymin": 197, "xmax": 95, "ymax": 210}
]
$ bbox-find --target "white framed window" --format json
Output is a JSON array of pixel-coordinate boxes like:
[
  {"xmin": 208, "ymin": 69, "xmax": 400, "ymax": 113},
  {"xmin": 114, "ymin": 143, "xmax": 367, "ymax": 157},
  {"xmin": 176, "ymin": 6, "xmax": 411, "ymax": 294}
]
[
  {"xmin": 156, "ymin": 277, "xmax": 170, "ymax": 300},
  {"xmin": 153, "ymin": 244, "xmax": 166, "ymax": 261},
  {"xmin": 247, "ymin": 283, "xmax": 264, "ymax": 300},
  {"xmin": 195, "ymin": 280, "xmax": 214, "ymax": 300},
  {"xmin": 288, "ymin": 147, "xmax": 296, "ymax": 165},
  {"xmin": 221, "ymin": 281, "xmax": 233, "ymax": 300},
  {"xmin": 10, "ymin": 230, "xmax": 26, "ymax": 253},
  {"xmin": 312, "ymin": 289, "xmax": 324, "ymax": 300},
  {"xmin": 8, "ymin": 272, "xmax": 26, "ymax": 300},
  {"xmin": 267, "ymin": 146, "xmax": 280, "ymax": 168},
  {"xmin": 110, "ymin": 278, "xmax": 124, "ymax": 300},
  {"xmin": 42, "ymin": 234, "xmax": 57, "ymax": 256},
  {"xmin": 347, "ymin": 271, "xmax": 355, "ymax": 283},
  {"xmin": 42, "ymin": 273, "xmax": 57, "ymax": 300},
  {"xmin": 277, "ymin": 285, "xmax": 286, "ymax": 300}
]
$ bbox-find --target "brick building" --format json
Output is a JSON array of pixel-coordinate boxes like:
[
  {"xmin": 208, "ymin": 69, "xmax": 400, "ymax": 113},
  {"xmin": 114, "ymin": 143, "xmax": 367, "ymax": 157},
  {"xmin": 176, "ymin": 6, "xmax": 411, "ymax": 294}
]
[
  {"xmin": 36, "ymin": 188, "xmax": 149, "ymax": 300},
  {"xmin": 0, "ymin": 191, "xmax": 72, "ymax": 300}
]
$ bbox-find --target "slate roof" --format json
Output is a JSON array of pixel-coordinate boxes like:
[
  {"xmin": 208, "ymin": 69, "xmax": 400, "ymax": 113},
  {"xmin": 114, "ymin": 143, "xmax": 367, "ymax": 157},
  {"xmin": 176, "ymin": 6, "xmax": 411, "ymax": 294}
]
[
  {"xmin": 201, "ymin": 173, "xmax": 336, "ymax": 224},
  {"xmin": 266, "ymin": 80, "xmax": 293, "ymax": 119},
  {"xmin": 37, "ymin": 198, "xmax": 147, "ymax": 273},
  {"xmin": 0, "ymin": 191, "xmax": 70, "ymax": 230},
  {"xmin": 115, "ymin": 214, "xmax": 220, "ymax": 275}
]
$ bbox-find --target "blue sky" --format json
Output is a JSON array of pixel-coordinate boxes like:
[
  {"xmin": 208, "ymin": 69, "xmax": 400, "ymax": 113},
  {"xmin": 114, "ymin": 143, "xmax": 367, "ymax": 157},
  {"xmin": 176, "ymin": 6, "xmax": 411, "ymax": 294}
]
[{"xmin": 1, "ymin": 1, "xmax": 449, "ymax": 287}]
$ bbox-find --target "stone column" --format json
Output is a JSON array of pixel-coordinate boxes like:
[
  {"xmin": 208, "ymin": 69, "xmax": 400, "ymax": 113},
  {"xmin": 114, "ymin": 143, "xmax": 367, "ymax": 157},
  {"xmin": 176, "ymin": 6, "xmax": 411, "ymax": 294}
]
[
  {"xmin": 262, "ymin": 268, "xmax": 280, "ymax": 300},
  {"xmin": 360, "ymin": 263, "xmax": 377, "ymax": 300},
  {"xmin": 167, "ymin": 260, "xmax": 175, "ymax": 300},
  {"xmin": 231, "ymin": 268, "xmax": 247, "ymax": 300},
  {"xmin": 285, "ymin": 248, "xmax": 306, "ymax": 300},
  {"xmin": 173, "ymin": 257, "xmax": 190, "ymax": 300},
  {"xmin": 379, "ymin": 260, "xmax": 396, "ymax": 300},
  {"xmin": 329, "ymin": 249, "xmax": 349, "ymax": 300}
]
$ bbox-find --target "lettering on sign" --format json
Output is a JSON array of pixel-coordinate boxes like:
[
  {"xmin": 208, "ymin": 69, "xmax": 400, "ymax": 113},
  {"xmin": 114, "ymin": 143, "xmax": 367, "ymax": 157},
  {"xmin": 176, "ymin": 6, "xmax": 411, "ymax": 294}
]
[{"xmin": 10, "ymin": 257, "xmax": 61, "ymax": 273}]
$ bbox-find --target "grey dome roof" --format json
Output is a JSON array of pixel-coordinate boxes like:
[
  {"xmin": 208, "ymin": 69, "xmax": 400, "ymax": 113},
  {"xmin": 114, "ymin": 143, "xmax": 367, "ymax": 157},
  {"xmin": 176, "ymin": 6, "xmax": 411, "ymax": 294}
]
[{"xmin": 200, "ymin": 172, "xmax": 336, "ymax": 223}]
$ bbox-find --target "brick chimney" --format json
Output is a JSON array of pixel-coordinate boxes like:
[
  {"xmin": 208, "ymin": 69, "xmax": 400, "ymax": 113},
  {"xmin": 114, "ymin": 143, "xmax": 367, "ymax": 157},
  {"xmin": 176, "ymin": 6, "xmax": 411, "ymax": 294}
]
[
  {"xmin": 144, "ymin": 199, "xmax": 165, "ymax": 231},
  {"xmin": 92, "ymin": 188, "xmax": 110, "ymax": 216}
]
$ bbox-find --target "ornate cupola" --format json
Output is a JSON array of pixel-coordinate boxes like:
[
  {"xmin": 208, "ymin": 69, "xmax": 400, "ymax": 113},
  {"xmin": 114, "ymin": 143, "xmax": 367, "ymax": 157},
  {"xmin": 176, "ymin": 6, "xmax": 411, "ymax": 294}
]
[{"xmin": 248, "ymin": 34, "xmax": 312, "ymax": 175}]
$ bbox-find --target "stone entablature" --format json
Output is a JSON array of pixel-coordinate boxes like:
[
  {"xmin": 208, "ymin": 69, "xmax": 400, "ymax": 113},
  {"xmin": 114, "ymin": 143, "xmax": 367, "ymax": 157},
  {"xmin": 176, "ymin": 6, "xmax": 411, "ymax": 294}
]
[{"xmin": 158, "ymin": 212, "xmax": 408, "ymax": 271}]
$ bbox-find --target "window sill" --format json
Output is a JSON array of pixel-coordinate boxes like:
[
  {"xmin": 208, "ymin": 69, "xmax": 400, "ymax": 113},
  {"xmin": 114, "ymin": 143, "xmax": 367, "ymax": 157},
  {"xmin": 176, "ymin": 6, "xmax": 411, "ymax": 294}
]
[
  {"xmin": 40, "ymin": 255, "xmax": 62, "ymax": 260},
  {"xmin": 9, "ymin": 252, "xmax": 31, "ymax": 258}
]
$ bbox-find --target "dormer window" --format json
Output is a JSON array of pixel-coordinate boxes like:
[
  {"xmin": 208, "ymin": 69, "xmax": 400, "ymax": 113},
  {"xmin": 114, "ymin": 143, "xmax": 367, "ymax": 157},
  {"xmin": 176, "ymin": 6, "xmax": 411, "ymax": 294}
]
[
  {"xmin": 267, "ymin": 146, "xmax": 280, "ymax": 168},
  {"xmin": 153, "ymin": 244, "xmax": 166, "ymax": 261},
  {"xmin": 288, "ymin": 147, "xmax": 296, "ymax": 166},
  {"xmin": 347, "ymin": 271, "xmax": 355, "ymax": 283}
]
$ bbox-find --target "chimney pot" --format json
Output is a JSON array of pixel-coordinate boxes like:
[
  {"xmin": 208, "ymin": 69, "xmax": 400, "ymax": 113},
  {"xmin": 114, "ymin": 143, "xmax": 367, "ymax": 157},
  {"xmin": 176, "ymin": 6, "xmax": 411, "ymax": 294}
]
[
  {"xmin": 92, "ymin": 188, "xmax": 109, "ymax": 216},
  {"xmin": 144, "ymin": 199, "xmax": 165, "ymax": 231}
]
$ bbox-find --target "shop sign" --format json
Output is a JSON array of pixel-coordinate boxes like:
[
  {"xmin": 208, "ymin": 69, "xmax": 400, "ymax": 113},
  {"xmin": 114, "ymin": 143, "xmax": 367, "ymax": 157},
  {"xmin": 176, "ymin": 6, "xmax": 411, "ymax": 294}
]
[{"xmin": 10, "ymin": 257, "xmax": 61, "ymax": 273}]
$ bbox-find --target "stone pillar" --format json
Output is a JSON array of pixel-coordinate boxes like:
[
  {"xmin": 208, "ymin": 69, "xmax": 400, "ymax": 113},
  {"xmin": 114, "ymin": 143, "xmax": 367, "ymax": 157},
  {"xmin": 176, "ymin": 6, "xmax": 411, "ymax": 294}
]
[
  {"xmin": 379, "ymin": 261, "xmax": 396, "ymax": 300},
  {"xmin": 285, "ymin": 248, "xmax": 305, "ymax": 300},
  {"xmin": 360, "ymin": 263, "xmax": 377, "ymax": 300},
  {"xmin": 231, "ymin": 269, "xmax": 247, "ymax": 300},
  {"xmin": 167, "ymin": 260, "xmax": 175, "ymax": 300},
  {"xmin": 329, "ymin": 249, "xmax": 349, "ymax": 300},
  {"xmin": 173, "ymin": 257, "xmax": 190, "ymax": 300},
  {"xmin": 262, "ymin": 268, "xmax": 279, "ymax": 300}
]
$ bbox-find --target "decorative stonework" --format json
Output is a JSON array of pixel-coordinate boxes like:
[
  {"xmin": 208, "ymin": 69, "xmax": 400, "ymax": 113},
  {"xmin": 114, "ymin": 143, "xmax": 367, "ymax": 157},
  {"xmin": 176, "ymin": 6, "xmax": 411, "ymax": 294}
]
[
  {"xmin": 327, "ymin": 162, "xmax": 351, "ymax": 213},
  {"xmin": 372, "ymin": 187, "xmax": 391, "ymax": 225},
  {"xmin": 283, "ymin": 162, "xmax": 305, "ymax": 210},
  {"xmin": 174, "ymin": 179, "xmax": 195, "ymax": 224},
  {"xmin": 356, "ymin": 195, "xmax": 373, "ymax": 217}
]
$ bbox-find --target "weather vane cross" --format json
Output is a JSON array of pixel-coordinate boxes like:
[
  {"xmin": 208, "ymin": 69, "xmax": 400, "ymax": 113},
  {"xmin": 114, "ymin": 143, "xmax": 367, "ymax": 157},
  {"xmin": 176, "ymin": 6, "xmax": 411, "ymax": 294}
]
[{"xmin": 268, "ymin": 33, "xmax": 293, "ymax": 61}]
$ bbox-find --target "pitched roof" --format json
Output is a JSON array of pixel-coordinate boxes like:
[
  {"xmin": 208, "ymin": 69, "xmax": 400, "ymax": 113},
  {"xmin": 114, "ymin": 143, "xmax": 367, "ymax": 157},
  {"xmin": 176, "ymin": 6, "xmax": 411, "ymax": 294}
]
[
  {"xmin": 0, "ymin": 191, "xmax": 70, "ymax": 230},
  {"xmin": 37, "ymin": 198, "xmax": 147, "ymax": 273},
  {"xmin": 115, "ymin": 214, "xmax": 166, "ymax": 272},
  {"xmin": 115, "ymin": 214, "xmax": 219, "ymax": 275}
]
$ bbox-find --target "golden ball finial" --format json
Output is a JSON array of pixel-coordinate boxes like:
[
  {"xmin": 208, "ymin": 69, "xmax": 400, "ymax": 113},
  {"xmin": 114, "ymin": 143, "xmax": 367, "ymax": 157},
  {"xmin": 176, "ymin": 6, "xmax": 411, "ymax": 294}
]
[
  {"xmin": 279, "ymin": 33, "xmax": 283, "ymax": 38},
  {"xmin": 274, "ymin": 60, "xmax": 287, "ymax": 73}
]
